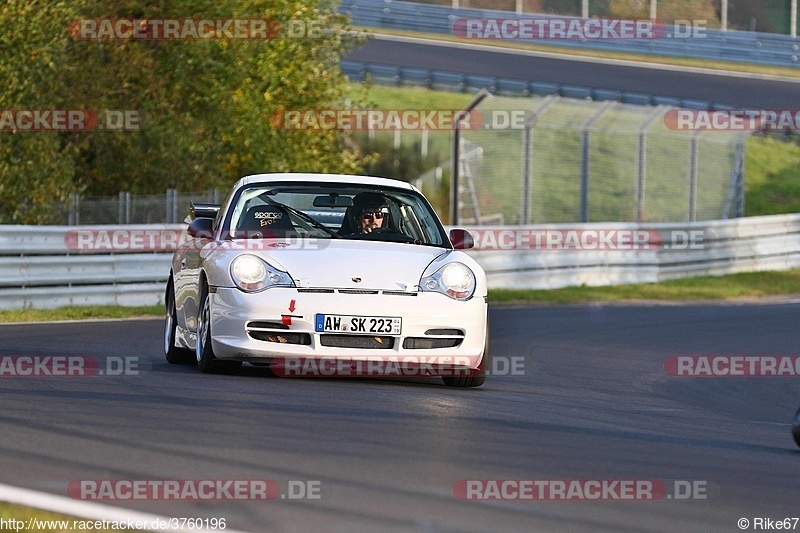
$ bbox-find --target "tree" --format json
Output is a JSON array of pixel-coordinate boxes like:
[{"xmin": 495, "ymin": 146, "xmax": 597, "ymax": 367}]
[{"xmin": 0, "ymin": 0, "xmax": 366, "ymax": 223}]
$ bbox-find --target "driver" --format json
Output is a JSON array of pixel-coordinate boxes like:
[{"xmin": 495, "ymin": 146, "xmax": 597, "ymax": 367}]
[{"xmin": 350, "ymin": 192, "xmax": 391, "ymax": 234}]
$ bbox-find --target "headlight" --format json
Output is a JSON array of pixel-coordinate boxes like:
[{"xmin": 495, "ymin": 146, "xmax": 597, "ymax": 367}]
[
  {"xmin": 230, "ymin": 254, "xmax": 294, "ymax": 292},
  {"xmin": 420, "ymin": 262, "xmax": 476, "ymax": 300}
]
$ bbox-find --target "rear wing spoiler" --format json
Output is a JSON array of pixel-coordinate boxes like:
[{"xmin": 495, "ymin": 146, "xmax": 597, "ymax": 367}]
[{"xmin": 189, "ymin": 202, "xmax": 221, "ymax": 221}]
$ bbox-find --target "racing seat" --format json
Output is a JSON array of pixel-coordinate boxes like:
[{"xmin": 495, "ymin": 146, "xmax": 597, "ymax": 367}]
[
  {"xmin": 235, "ymin": 204, "xmax": 295, "ymax": 238},
  {"xmin": 338, "ymin": 206, "xmax": 358, "ymax": 235}
]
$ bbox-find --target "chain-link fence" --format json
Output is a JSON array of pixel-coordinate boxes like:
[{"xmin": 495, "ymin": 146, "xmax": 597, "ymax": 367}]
[
  {"xmin": 454, "ymin": 95, "xmax": 749, "ymax": 225},
  {"xmin": 55, "ymin": 189, "xmax": 223, "ymax": 225}
]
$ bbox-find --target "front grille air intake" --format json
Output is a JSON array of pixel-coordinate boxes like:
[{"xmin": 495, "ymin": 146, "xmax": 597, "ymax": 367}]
[
  {"xmin": 296, "ymin": 288, "xmax": 335, "ymax": 294},
  {"xmin": 425, "ymin": 328, "xmax": 464, "ymax": 336},
  {"xmin": 248, "ymin": 331, "xmax": 311, "ymax": 345},
  {"xmin": 403, "ymin": 337, "xmax": 463, "ymax": 349},
  {"xmin": 338, "ymin": 289, "xmax": 380, "ymax": 295},
  {"xmin": 319, "ymin": 335, "xmax": 395, "ymax": 349}
]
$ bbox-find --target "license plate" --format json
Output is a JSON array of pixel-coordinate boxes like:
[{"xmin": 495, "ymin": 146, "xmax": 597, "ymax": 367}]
[{"xmin": 315, "ymin": 314, "xmax": 401, "ymax": 335}]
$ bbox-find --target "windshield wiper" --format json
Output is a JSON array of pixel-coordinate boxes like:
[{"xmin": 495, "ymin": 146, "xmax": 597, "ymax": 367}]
[{"xmin": 264, "ymin": 198, "xmax": 341, "ymax": 239}]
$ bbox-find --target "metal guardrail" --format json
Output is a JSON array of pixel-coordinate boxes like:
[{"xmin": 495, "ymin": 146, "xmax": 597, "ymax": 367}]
[
  {"xmin": 1, "ymin": 215, "xmax": 800, "ymax": 309},
  {"xmin": 341, "ymin": 60, "xmax": 737, "ymax": 110},
  {"xmin": 468, "ymin": 215, "xmax": 800, "ymax": 288},
  {"xmin": 340, "ymin": 0, "xmax": 800, "ymax": 68}
]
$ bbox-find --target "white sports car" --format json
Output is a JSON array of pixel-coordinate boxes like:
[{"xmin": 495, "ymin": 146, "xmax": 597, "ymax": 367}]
[{"xmin": 164, "ymin": 173, "xmax": 489, "ymax": 387}]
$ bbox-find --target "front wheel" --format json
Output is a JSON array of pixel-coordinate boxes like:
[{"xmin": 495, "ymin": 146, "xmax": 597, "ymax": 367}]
[
  {"xmin": 196, "ymin": 286, "xmax": 242, "ymax": 375},
  {"xmin": 165, "ymin": 282, "xmax": 195, "ymax": 365},
  {"xmin": 442, "ymin": 321, "xmax": 489, "ymax": 388}
]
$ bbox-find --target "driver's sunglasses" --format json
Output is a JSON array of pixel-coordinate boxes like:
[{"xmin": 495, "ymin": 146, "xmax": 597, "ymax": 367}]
[{"xmin": 360, "ymin": 210, "xmax": 386, "ymax": 220}]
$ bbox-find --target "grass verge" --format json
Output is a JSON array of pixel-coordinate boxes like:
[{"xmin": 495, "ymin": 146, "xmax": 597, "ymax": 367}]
[
  {"xmin": 490, "ymin": 269, "xmax": 800, "ymax": 305},
  {"xmin": 0, "ymin": 305, "xmax": 163, "ymax": 324}
]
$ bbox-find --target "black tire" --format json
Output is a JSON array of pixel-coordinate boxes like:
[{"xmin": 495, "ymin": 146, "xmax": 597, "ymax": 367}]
[
  {"xmin": 165, "ymin": 282, "xmax": 195, "ymax": 365},
  {"xmin": 792, "ymin": 406, "xmax": 800, "ymax": 448},
  {"xmin": 196, "ymin": 285, "xmax": 242, "ymax": 375},
  {"xmin": 442, "ymin": 322, "xmax": 489, "ymax": 388}
]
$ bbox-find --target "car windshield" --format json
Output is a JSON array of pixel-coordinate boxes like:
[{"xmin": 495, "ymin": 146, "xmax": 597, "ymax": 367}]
[{"xmin": 226, "ymin": 182, "xmax": 448, "ymax": 247}]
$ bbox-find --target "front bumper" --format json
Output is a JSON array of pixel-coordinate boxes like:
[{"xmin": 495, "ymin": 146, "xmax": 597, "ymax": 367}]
[{"xmin": 209, "ymin": 287, "xmax": 488, "ymax": 369}]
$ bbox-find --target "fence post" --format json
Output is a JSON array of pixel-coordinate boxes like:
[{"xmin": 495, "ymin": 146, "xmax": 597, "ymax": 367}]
[
  {"xmin": 118, "ymin": 192, "xmax": 131, "ymax": 224},
  {"xmin": 688, "ymin": 131, "xmax": 702, "ymax": 222},
  {"xmin": 522, "ymin": 124, "xmax": 533, "ymax": 225},
  {"xmin": 166, "ymin": 189, "xmax": 175, "ymax": 224},
  {"xmin": 172, "ymin": 190, "xmax": 180, "ymax": 224},
  {"xmin": 637, "ymin": 107, "xmax": 666, "ymax": 222},
  {"xmin": 735, "ymin": 139, "xmax": 746, "ymax": 217},
  {"xmin": 68, "ymin": 193, "xmax": 77, "ymax": 225},
  {"xmin": 580, "ymin": 102, "xmax": 613, "ymax": 223},
  {"xmin": 520, "ymin": 96, "xmax": 557, "ymax": 225},
  {"xmin": 451, "ymin": 88, "xmax": 490, "ymax": 225}
]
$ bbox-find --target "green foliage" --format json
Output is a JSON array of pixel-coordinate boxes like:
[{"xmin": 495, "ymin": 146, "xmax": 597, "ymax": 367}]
[
  {"xmin": 0, "ymin": 0, "xmax": 366, "ymax": 223},
  {"xmin": 745, "ymin": 134, "xmax": 800, "ymax": 216},
  {"xmin": 602, "ymin": 0, "xmax": 720, "ymax": 25}
]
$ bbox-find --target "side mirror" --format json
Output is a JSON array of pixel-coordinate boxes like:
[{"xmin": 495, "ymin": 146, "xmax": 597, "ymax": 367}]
[
  {"xmin": 188, "ymin": 217, "xmax": 214, "ymax": 239},
  {"xmin": 449, "ymin": 228, "xmax": 474, "ymax": 250}
]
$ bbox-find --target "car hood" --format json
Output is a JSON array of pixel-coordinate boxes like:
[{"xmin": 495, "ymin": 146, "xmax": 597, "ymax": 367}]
[{"xmin": 212, "ymin": 239, "xmax": 451, "ymax": 291}]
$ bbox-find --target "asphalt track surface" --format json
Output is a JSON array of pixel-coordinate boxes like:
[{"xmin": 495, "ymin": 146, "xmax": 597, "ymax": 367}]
[
  {"xmin": 345, "ymin": 37, "xmax": 800, "ymax": 109},
  {"xmin": 1, "ymin": 303, "xmax": 798, "ymax": 532}
]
